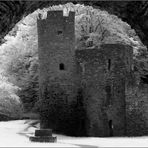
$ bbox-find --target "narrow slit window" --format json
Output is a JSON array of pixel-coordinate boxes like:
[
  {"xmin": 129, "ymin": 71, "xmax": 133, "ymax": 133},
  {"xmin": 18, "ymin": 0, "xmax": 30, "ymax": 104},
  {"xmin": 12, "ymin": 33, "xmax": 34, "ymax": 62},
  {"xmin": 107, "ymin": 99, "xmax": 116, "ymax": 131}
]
[
  {"xmin": 108, "ymin": 59, "xmax": 111, "ymax": 71},
  {"xmin": 59, "ymin": 63, "xmax": 65, "ymax": 70}
]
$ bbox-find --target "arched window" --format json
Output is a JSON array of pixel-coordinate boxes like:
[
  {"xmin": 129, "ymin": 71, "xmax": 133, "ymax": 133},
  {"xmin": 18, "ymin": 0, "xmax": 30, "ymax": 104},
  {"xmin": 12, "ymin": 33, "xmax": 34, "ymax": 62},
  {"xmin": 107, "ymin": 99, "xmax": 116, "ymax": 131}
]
[{"xmin": 59, "ymin": 63, "xmax": 65, "ymax": 70}]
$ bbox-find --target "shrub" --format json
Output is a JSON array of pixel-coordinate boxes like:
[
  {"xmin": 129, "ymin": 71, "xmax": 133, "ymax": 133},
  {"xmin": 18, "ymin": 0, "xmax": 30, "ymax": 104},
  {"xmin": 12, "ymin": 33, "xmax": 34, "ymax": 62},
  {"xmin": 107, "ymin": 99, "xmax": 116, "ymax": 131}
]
[{"xmin": 0, "ymin": 75, "xmax": 23, "ymax": 119}]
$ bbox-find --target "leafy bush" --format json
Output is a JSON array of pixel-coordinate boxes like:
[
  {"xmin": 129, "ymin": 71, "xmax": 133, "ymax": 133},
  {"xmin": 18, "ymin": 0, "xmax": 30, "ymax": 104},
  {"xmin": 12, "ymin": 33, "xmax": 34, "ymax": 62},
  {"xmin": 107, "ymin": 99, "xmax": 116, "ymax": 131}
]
[
  {"xmin": 0, "ymin": 75, "xmax": 23, "ymax": 119},
  {"xmin": 17, "ymin": 56, "xmax": 39, "ymax": 112}
]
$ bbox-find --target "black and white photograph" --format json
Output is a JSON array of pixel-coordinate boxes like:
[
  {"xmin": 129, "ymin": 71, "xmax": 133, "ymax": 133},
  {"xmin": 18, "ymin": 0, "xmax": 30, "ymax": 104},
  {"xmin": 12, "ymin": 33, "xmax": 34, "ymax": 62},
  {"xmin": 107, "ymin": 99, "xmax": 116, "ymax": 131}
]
[{"xmin": 0, "ymin": 0, "xmax": 148, "ymax": 147}]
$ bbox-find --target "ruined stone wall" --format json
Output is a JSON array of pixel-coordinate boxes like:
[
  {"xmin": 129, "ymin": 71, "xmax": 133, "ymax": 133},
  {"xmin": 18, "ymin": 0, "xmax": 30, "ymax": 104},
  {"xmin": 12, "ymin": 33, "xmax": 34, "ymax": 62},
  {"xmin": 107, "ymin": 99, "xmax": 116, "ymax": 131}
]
[
  {"xmin": 76, "ymin": 44, "xmax": 133, "ymax": 137},
  {"xmin": 126, "ymin": 83, "xmax": 148, "ymax": 136},
  {"xmin": 37, "ymin": 10, "xmax": 133, "ymax": 136},
  {"xmin": 103, "ymin": 44, "xmax": 133, "ymax": 136},
  {"xmin": 37, "ymin": 11, "xmax": 80, "ymax": 130},
  {"xmin": 76, "ymin": 48, "xmax": 109, "ymax": 136}
]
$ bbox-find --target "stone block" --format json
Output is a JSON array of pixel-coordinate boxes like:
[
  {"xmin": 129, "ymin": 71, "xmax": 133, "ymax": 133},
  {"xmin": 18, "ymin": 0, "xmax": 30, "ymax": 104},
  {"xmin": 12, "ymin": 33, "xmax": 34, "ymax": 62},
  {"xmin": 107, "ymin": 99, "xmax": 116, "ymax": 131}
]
[
  {"xmin": 30, "ymin": 129, "xmax": 57, "ymax": 143},
  {"xmin": 29, "ymin": 136, "xmax": 57, "ymax": 143}
]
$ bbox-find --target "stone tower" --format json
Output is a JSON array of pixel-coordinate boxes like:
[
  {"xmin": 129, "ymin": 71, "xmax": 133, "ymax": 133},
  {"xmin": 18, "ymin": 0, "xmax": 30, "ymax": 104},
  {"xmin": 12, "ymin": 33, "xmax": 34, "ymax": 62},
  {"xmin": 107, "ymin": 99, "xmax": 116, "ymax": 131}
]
[{"xmin": 37, "ymin": 11, "xmax": 80, "ymax": 131}]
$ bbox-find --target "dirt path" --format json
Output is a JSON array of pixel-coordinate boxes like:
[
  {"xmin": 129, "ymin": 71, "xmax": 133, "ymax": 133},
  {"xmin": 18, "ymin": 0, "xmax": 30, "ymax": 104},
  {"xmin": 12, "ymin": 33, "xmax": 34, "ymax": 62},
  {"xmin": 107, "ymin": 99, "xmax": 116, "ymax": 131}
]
[{"xmin": 0, "ymin": 120, "xmax": 148, "ymax": 147}]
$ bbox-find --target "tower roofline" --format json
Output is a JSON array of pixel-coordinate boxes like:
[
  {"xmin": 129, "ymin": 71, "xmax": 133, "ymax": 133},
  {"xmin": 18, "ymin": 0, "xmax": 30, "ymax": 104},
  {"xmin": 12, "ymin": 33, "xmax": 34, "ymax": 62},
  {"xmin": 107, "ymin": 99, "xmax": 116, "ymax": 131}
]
[
  {"xmin": 38, "ymin": 10, "xmax": 75, "ymax": 20},
  {"xmin": 47, "ymin": 10, "xmax": 63, "ymax": 18}
]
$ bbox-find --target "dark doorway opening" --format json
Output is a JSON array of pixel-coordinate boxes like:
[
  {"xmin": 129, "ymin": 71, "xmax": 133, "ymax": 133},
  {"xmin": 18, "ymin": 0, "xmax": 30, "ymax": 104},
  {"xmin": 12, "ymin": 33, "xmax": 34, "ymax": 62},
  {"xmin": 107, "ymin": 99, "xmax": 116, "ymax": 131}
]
[{"xmin": 109, "ymin": 120, "xmax": 113, "ymax": 136}]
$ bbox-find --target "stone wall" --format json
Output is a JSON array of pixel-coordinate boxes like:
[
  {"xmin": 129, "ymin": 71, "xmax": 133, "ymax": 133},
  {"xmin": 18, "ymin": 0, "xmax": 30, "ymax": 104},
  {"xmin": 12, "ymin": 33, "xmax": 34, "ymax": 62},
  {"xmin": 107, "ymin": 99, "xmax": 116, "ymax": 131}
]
[
  {"xmin": 37, "ymin": 11, "xmax": 81, "ymax": 132},
  {"xmin": 76, "ymin": 48, "xmax": 109, "ymax": 136},
  {"xmin": 38, "ymin": 10, "xmax": 78, "ymax": 101},
  {"xmin": 102, "ymin": 44, "xmax": 133, "ymax": 136},
  {"xmin": 76, "ymin": 44, "xmax": 133, "ymax": 136},
  {"xmin": 37, "ymin": 10, "xmax": 133, "ymax": 137},
  {"xmin": 126, "ymin": 83, "xmax": 148, "ymax": 136}
]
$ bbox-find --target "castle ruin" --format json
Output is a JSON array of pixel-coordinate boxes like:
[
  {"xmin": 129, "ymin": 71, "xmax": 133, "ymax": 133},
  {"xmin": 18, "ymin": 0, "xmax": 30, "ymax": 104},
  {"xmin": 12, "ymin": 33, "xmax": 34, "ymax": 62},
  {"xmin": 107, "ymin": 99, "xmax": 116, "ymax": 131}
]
[{"xmin": 37, "ymin": 10, "xmax": 133, "ymax": 137}]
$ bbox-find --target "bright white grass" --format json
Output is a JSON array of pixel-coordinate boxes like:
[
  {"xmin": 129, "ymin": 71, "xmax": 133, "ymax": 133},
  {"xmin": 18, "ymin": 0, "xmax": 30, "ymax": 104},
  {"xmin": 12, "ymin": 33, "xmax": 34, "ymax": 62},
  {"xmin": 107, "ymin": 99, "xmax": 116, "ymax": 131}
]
[{"xmin": 0, "ymin": 120, "xmax": 148, "ymax": 147}]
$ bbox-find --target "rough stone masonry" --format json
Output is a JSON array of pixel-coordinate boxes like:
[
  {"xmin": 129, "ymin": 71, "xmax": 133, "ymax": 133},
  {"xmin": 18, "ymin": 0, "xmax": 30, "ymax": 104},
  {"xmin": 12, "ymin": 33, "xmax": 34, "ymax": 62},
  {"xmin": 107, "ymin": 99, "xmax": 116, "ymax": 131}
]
[{"xmin": 37, "ymin": 10, "xmax": 133, "ymax": 137}]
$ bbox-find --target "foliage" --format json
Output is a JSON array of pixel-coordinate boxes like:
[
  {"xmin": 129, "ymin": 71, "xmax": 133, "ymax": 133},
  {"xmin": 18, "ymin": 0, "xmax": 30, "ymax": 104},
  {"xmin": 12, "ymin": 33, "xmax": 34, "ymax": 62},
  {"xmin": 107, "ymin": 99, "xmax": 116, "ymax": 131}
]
[
  {"xmin": 0, "ymin": 74, "xmax": 23, "ymax": 119},
  {"xmin": 0, "ymin": 13, "xmax": 38, "ymax": 112},
  {"xmin": 0, "ymin": 3, "xmax": 147, "ymax": 115},
  {"xmin": 34, "ymin": 3, "xmax": 146, "ymax": 51},
  {"xmin": 133, "ymin": 47, "xmax": 148, "ymax": 83},
  {"xmin": 17, "ymin": 56, "xmax": 39, "ymax": 112}
]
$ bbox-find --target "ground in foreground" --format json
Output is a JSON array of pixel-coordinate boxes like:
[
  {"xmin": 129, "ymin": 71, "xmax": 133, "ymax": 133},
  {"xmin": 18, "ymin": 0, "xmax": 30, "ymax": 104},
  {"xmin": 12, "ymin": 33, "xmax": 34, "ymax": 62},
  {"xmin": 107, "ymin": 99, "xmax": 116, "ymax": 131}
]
[{"xmin": 0, "ymin": 120, "xmax": 148, "ymax": 147}]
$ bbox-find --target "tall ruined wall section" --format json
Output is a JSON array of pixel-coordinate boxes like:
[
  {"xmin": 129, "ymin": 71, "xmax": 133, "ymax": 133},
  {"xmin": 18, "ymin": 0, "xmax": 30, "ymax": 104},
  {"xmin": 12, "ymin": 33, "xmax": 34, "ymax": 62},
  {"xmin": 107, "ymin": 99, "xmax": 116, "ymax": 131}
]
[
  {"xmin": 76, "ymin": 48, "xmax": 110, "ymax": 136},
  {"xmin": 103, "ymin": 44, "xmax": 133, "ymax": 136},
  {"xmin": 76, "ymin": 44, "xmax": 133, "ymax": 137},
  {"xmin": 37, "ymin": 11, "xmax": 80, "ymax": 132},
  {"xmin": 37, "ymin": 10, "xmax": 133, "ymax": 136},
  {"xmin": 37, "ymin": 10, "xmax": 77, "ymax": 95}
]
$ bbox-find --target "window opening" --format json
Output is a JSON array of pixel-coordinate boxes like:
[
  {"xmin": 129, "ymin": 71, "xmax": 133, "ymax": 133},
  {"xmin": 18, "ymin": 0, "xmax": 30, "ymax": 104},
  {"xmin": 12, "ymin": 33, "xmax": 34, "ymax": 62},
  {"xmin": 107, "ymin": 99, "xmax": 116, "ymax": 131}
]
[
  {"xmin": 59, "ymin": 63, "xmax": 65, "ymax": 70},
  {"xmin": 57, "ymin": 30, "xmax": 63, "ymax": 35},
  {"xmin": 108, "ymin": 59, "xmax": 111, "ymax": 70}
]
